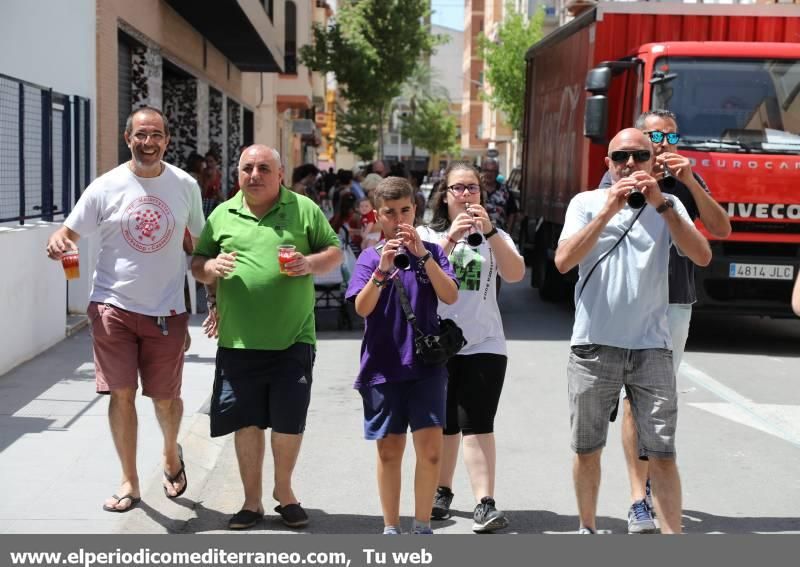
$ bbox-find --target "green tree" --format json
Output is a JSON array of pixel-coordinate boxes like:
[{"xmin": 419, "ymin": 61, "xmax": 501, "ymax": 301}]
[
  {"xmin": 300, "ymin": 0, "xmax": 444, "ymax": 157},
  {"xmin": 478, "ymin": 3, "xmax": 544, "ymax": 133},
  {"xmin": 401, "ymin": 98, "xmax": 459, "ymax": 158},
  {"xmin": 336, "ymin": 104, "xmax": 379, "ymax": 161},
  {"xmin": 398, "ymin": 62, "xmax": 450, "ymax": 165}
]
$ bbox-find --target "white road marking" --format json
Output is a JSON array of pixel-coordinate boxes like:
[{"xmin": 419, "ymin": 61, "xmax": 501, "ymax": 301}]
[{"xmin": 680, "ymin": 361, "xmax": 800, "ymax": 448}]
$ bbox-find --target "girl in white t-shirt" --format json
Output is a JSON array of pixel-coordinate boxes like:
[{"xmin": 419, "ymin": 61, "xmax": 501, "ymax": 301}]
[{"xmin": 417, "ymin": 161, "xmax": 525, "ymax": 533}]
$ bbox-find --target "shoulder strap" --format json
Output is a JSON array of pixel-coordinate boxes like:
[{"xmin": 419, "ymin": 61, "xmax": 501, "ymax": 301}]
[
  {"xmin": 392, "ymin": 275, "xmax": 418, "ymax": 327},
  {"xmin": 577, "ymin": 205, "xmax": 646, "ymax": 300}
]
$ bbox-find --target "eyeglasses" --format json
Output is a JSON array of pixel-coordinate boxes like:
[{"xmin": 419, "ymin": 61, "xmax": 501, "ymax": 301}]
[
  {"xmin": 132, "ymin": 132, "xmax": 166, "ymax": 143},
  {"xmin": 447, "ymin": 183, "xmax": 481, "ymax": 195},
  {"xmin": 645, "ymin": 130, "xmax": 680, "ymax": 145},
  {"xmin": 609, "ymin": 149, "xmax": 651, "ymax": 163}
]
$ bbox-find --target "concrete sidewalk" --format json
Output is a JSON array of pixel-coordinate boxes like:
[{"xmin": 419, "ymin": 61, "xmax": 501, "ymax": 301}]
[{"xmin": 0, "ymin": 314, "xmax": 223, "ymax": 534}]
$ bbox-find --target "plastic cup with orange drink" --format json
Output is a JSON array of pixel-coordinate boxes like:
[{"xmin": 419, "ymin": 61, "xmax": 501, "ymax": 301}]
[
  {"xmin": 278, "ymin": 244, "xmax": 296, "ymax": 274},
  {"xmin": 61, "ymin": 249, "xmax": 80, "ymax": 280}
]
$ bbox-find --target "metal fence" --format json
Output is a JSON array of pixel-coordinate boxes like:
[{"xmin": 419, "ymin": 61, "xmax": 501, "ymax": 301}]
[{"xmin": 0, "ymin": 73, "xmax": 90, "ymax": 224}]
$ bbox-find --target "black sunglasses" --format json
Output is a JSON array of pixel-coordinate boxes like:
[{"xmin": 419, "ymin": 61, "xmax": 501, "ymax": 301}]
[
  {"xmin": 645, "ymin": 130, "xmax": 681, "ymax": 145},
  {"xmin": 610, "ymin": 149, "xmax": 651, "ymax": 163}
]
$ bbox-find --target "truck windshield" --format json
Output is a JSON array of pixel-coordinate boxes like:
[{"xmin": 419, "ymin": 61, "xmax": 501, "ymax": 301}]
[{"xmin": 651, "ymin": 57, "xmax": 800, "ymax": 154}]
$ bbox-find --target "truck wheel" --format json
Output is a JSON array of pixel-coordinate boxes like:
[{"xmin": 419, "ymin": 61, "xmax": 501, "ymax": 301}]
[
  {"xmin": 538, "ymin": 257, "xmax": 563, "ymax": 302},
  {"xmin": 532, "ymin": 239, "xmax": 562, "ymax": 301},
  {"xmin": 518, "ymin": 220, "xmax": 534, "ymax": 267}
]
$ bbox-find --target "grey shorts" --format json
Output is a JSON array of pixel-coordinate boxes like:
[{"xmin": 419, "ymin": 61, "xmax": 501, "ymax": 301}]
[{"xmin": 568, "ymin": 344, "xmax": 677, "ymax": 459}]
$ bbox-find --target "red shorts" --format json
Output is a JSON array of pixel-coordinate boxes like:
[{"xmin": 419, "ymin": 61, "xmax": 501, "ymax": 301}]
[{"xmin": 88, "ymin": 302, "xmax": 189, "ymax": 399}]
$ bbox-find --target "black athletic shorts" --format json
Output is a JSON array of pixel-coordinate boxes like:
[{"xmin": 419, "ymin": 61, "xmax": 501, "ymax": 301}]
[
  {"xmin": 210, "ymin": 343, "xmax": 315, "ymax": 437},
  {"xmin": 444, "ymin": 353, "xmax": 507, "ymax": 436}
]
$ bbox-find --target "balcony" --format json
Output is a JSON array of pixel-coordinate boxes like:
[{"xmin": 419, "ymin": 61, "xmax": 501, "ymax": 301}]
[{"xmin": 164, "ymin": 0, "xmax": 284, "ymax": 72}]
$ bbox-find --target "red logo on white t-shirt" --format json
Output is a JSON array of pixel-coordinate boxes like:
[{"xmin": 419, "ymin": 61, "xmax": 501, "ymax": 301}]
[{"xmin": 121, "ymin": 196, "xmax": 175, "ymax": 253}]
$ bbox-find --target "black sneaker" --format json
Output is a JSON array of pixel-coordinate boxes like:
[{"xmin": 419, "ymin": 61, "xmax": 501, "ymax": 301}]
[
  {"xmin": 472, "ymin": 496, "xmax": 508, "ymax": 533},
  {"xmin": 431, "ymin": 486, "xmax": 454, "ymax": 520}
]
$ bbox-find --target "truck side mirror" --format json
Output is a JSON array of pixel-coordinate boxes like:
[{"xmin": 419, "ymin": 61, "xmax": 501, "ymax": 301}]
[
  {"xmin": 584, "ymin": 95, "xmax": 608, "ymax": 143},
  {"xmin": 585, "ymin": 67, "xmax": 611, "ymax": 94}
]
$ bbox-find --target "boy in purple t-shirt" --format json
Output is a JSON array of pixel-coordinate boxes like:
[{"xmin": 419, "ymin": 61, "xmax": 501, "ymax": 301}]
[{"xmin": 346, "ymin": 177, "xmax": 459, "ymax": 535}]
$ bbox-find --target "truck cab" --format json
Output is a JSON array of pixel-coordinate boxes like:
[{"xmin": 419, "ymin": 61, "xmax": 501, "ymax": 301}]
[{"xmin": 520, "ymin": 3, "xmax": 800, "ymax": 316}]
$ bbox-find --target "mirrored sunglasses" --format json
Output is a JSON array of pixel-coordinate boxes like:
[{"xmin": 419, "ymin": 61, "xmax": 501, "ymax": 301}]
[{"xmin": 647, "ymin": 130, "xmax": 680, "ymax": 145}]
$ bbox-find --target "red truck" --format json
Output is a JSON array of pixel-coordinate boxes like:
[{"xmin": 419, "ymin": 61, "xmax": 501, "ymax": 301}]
[{"xmin": 519, "ymin": 2, "xmax": 800, "ymax": 316}]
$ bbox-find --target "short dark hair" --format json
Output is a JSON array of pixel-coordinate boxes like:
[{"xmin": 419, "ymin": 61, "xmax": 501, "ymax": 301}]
[
  {"xmin": 125, "ymin": 106, "xmax": 170, "ymax": 137},
  {"xmin": 429, "ymin": 161, "xmax": 486, "ymax": 232},
  {"xmin": 374, "ymin": 176, "xmax": 414, "ymax": 207},
  {"xmin": 389, "ymin": 162, "xmax": 408, "ymax": 179},
  {"xmin": 292, "ymin": 163, "xmax": 319, "ymax": 184},
  {"xmin": 635, "ymin": 109, "xmax": 678, "ymax": 130},
  {"xmin": 185, "ymin": 152, "xmax": 204, "ymax": 174},
  {"xmin": 336, "ymin": 169, "xmax": 353, "ymax": 185}
]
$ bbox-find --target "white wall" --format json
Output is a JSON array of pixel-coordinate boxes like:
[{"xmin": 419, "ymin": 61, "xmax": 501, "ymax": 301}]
[
  {"xmin": 0, "ymin": 0, "xmax": 95, "ymax": 102},
  {"xmin": 0, "ymin": 224, "xmax": 69, "ymax": 376},
  {"xmin": 0, "ymin": 0, "xmax": 99, "ymax": 355}
]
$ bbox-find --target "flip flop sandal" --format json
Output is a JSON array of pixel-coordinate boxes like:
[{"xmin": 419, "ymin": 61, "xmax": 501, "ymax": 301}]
[
  {"xmin": 163, "ymin": 443, "xmax": 187, "ymax": 499},
  {"xmin": 102, "ymin": 494, "xmax": 141, "ymax": 513}
]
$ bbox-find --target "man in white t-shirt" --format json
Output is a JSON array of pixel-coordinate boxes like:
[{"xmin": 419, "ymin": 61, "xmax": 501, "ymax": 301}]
[
  {"xmin": 46, "ymin": 107, "xmax": 205, "ymax": 513},
  {"xmin": 555, "ymin": 128, "xmax": 711, "ymax": 534}
]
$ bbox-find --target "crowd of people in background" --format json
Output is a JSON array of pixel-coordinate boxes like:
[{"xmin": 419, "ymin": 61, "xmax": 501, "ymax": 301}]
[{"xmin": 181, "ymin": 148, "xmax": 520, "ymax": 267}]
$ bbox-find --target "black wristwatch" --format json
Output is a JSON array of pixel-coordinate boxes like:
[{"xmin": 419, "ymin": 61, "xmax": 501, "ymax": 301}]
[
  {"xmin": 656, "ymin": 199, "xmax": 674, "ymax": 214},
  {"xmin": 418, "ymin": 251, "xmax": 432, "ymax": 269},
  {"xmin": 483, "ymin": 226, "xmax": 498, "ymax": 239}
]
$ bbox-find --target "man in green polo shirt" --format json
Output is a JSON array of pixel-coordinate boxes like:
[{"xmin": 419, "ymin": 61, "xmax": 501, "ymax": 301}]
[{"xmin": 192, "ymin": 145, "xmax": 342, "ymax": 530}]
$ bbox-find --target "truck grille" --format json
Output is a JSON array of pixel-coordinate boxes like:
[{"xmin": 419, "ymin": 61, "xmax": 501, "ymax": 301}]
[
  {"xmin": 703, "ymin": 278, "xmax": 794, "ymax": 302},
  {"xmin": 731, "ymin": 221, "xmax": 800, "ymax": 235},
  {"xmin": 720, "ymin": 242, "xmax": 800, "ymax": 258}
]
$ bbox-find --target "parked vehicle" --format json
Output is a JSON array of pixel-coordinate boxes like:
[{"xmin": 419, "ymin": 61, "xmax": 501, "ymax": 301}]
[{"xmin": 519, "ymin": 2, "xmax": 800, "ymax": 316}]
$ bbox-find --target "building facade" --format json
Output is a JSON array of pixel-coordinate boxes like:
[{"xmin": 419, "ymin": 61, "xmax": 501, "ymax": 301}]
[{"xmin": 0, "ymin": 0, "xmax": 289, "ymax": 375}]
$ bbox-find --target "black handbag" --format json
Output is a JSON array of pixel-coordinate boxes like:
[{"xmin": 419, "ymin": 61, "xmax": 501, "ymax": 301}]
[{"xmin": 393, "ymin": 275, "xmax": 467, "ymax": 366}]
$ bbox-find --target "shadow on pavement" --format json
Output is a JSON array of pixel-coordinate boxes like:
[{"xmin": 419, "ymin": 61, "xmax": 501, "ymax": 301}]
[
  {"xmin": 0, "ymin": 330, "xmax": 95, "ymax": 453},
  {"xmin": 498, "ymin": 279, "xmax": 574, "ymax": 342},
  {"xmin": 681, "ymin": 509, "xmax": 800, "ymax": 534},
  {"xmin": 687, "ymin": 313, "xmax": 800, "ymax": 358},
  {"xmin": 170, "ymin": 504, "xmax": 631, "ymax": 535},
  {"xmin": 183, "ymin": 503, "xmax": 386, "ymax": 534}
]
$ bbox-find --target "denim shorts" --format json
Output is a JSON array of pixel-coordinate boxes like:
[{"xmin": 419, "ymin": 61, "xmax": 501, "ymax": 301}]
[
  {"xmin": 568, "ymin": 344, "xmax": 677, "ymax": 458},
  {"xmin": 359, "ymin": 375, "xmax": 447, "ymax": 440}
]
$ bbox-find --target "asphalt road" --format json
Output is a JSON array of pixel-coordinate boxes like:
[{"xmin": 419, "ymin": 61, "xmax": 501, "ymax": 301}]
[
  {"xmin": 137, "ymin": 273, "xmax": 800, "ymax": 534},
  {"xmin": 1, "ymin": 271, "xmax": 797, "ymax": 534}
]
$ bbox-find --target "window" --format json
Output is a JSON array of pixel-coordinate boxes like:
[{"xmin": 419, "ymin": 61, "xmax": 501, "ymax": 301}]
[
  {"xmin": 262, "ymin": 0, "xmax": 274, "ymax": 22},
  {"xmin": 651, "ymin": 56, "xmax": 800, "ymax": 152},
  {"xmin": 285, "ymin": 1, "xmax": 297, "ymax": 74}
]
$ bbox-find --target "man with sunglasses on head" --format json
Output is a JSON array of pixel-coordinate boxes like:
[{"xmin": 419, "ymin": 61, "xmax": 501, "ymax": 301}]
[
  {"xmin": 599, "ymin": 110, "xmax": 730, "ymax": 534},
  {"xmin": 556, "ymin": 128, "xmax": 712, "ymax": 534}
]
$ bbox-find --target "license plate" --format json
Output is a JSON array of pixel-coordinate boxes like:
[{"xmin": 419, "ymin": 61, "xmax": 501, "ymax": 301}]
[{"xmin": 728, "ymin": 263, "xmax": 794, "ymax": 280}]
